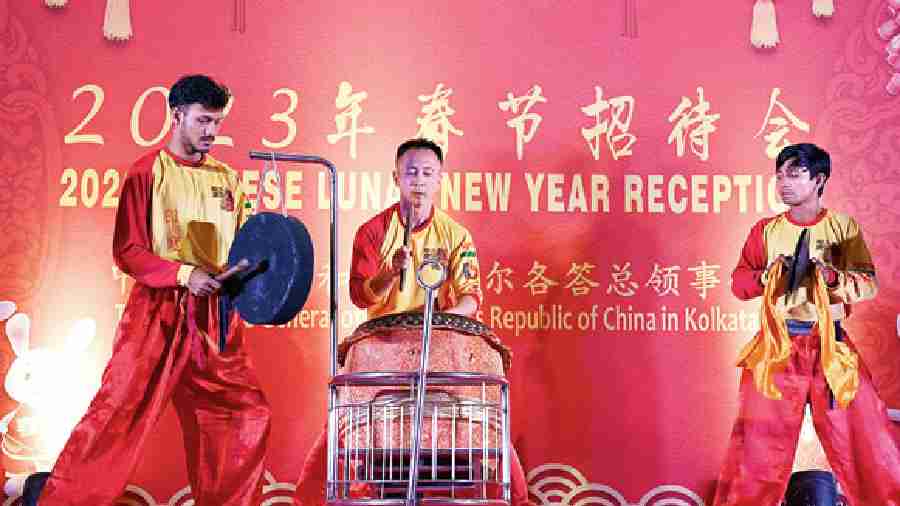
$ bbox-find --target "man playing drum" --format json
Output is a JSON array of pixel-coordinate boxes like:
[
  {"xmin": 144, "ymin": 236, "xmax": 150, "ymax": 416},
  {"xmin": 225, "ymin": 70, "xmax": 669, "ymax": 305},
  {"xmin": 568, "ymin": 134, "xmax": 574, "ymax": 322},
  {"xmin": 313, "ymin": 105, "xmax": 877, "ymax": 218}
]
[
  {"xmin": 349, "ymin": 137, "xmax": 481, "ymax": 318},
  {"xmin": 34, "ymin": 75, "xmax": 272, "ymax": 505},
  {"xmin": 294, "ymin": 138, "xmax": 533, "ymax": 506}
]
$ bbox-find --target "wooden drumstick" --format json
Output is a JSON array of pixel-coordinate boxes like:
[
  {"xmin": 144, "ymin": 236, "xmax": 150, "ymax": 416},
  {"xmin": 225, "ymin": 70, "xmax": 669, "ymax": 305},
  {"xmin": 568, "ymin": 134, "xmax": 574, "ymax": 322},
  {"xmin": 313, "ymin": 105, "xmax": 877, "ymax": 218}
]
[
  {"xmin": 400, "ymin": 205, "xmax": 412, "ymax": 291},
  {"xmin": 216, "ymin": 258, "xmax": 251, "ymax": 282},
  {"xmin": 217, "ymin": 258, "xmax": 249, "ymax": 354}
]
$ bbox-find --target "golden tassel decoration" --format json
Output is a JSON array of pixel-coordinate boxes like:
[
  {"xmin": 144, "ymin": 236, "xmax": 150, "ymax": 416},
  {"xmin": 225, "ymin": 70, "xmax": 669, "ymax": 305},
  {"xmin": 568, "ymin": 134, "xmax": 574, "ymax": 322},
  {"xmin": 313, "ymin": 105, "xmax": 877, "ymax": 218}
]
[
  {"xmin": 810, "ymin": 269, "xmax": 858, "ymax": 409},
  {"xmin": 735, "ymin": 262, "xmax": 860, "ymax": 408},
  {"xmin": 751, "ymin": 0, "xmax": 779, "ymax": 49},
  {"xmin": 812, "ymin": 0, "xmax": 834, "ymax": 18},
  {"xmin": 104, "ymin": 0, "xmax": 133, "ymax": 41},
  {"xmin": 735, "ymin": 261, "xmax": 792, "ymax": 401}
]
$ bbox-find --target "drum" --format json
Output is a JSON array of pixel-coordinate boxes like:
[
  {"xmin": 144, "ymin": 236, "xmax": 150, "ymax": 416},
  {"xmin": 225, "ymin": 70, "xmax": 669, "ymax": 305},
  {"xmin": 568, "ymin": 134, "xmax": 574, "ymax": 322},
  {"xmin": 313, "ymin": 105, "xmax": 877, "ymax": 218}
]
[
  {"xmin": 334, "ymin": 311, "xmax": 512, "ymax": 462},
  {"xmin": 339, "ymin": 312, "xmax": 511, "ymax": 402}
]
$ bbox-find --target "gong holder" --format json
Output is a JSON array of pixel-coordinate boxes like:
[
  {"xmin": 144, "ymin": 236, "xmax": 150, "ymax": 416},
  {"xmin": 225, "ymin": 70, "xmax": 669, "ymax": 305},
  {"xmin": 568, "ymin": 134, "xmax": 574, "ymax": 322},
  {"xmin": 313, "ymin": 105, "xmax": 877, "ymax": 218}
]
[
  {"xmin": 249, "ymin": 151, "xmax": 339, "ymax": 373},
  {"xmin": 248, "ymin": 151, "xmax": 341, "ymax": 492}
]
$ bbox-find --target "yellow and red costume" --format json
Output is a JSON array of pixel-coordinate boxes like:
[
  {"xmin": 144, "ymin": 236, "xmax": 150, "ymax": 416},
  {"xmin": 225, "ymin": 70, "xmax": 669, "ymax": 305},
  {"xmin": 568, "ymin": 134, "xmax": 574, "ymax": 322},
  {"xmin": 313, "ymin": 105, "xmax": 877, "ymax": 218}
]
[
  {"xmin": 40, "ymin": 149, "xmax": 272, "ymax": 505},
  {"xmin": 713, "ymin": 209, "xmax": 900, "ymax": 505},
  {"xmin": 349, "ymin": 203, "xmax": 483, "ymax": 316},
  {"xmin": 294, "ymin": 203, "xmax": 532, "ymax": 506}
]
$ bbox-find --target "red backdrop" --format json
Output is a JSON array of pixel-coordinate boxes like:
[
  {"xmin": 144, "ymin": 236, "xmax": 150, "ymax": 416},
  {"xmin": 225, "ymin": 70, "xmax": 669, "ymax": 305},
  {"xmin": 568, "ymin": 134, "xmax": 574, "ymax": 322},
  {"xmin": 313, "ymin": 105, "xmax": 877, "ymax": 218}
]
[{"xmin": 2, "ymin": 0, "xmax": 900, "ymax": 503}]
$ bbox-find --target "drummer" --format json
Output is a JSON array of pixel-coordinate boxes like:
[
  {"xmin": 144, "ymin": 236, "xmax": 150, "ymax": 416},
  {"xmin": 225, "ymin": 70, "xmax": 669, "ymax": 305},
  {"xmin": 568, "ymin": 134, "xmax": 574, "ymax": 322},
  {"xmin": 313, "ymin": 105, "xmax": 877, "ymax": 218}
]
[
  {"xmin": 349, "ymin": 137, "xmax": 482, "ymax": 317},
  {"xmin": 293, "ymin": 138, "xmax": 534, "ymax": 506}
]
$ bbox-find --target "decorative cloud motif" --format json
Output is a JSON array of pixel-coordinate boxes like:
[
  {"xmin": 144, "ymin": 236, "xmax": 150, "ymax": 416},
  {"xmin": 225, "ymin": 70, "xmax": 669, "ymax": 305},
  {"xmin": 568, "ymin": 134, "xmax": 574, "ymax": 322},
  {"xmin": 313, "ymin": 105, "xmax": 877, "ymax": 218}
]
[
  {"xmin": 3, "ymin": 471, "xmax": 296, "ymax": 505},
  {"xmin": 527, "ymin": 463, "xmax": 705, "ymax": 506}
]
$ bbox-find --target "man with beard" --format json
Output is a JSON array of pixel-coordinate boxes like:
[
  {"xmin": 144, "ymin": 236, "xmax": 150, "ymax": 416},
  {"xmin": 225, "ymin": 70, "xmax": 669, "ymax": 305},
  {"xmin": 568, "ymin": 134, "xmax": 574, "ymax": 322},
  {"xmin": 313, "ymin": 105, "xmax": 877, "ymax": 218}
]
[{"xmin": 34, "ymin": 75, "xmax": 271, "ymax": 505}]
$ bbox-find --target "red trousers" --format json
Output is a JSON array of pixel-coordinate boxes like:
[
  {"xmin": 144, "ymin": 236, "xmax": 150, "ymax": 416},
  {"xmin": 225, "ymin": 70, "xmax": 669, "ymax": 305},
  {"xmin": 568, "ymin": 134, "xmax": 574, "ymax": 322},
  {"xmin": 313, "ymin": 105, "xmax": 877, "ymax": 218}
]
[
  {"xmin": 294, "ymin": 425, "xmax": 534, "ymax": 506},
  {"xmin": 713, "ymin": 326, "xmax": 900, "ymax": 506},
  {"xmin": 39, "ymin": 286, "xmax": 272, "ymax": 506}
]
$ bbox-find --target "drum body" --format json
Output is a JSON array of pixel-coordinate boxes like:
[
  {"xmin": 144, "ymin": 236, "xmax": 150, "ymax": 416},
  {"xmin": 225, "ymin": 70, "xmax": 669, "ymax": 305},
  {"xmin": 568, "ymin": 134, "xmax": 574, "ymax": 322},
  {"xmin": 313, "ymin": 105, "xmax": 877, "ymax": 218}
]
[
  {"xmin": 329, "ymin": 312, "xmax": 512, "ymax": 505},
  {"xmin": 343, "ymin": 324, "xmax": 505, "ymax": 399}
]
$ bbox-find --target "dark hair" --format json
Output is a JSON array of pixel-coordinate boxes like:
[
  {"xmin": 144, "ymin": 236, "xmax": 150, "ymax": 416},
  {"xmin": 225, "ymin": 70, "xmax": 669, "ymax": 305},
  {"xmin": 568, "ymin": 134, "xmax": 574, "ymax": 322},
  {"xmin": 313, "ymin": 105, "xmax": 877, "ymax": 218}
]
[
  {"xmin": 775, "ymin": 143, "xmax": 831, "ymax": 196},
  {"xmin": 396, "ymin": 138, "xmax": 443, "ymax": 164},
  {"xmin": 168, "ymin": 75, "xmax": 231, "ymax": 110}
]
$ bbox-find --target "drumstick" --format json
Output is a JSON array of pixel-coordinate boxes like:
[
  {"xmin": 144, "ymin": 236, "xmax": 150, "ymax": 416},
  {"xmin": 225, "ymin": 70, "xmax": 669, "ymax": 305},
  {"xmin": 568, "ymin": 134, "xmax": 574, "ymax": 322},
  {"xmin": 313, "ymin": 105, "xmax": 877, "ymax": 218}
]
[
  {"xmin": 400, "ymin": 205, "xmax": 412, "ymax": 291},
  {"xmin": 216, "ymin": 258, "xmax": 251, "ymax": 282},
  {"xmin": 216, "ymin": 258, "xmax": 250, "ymax": 354}
]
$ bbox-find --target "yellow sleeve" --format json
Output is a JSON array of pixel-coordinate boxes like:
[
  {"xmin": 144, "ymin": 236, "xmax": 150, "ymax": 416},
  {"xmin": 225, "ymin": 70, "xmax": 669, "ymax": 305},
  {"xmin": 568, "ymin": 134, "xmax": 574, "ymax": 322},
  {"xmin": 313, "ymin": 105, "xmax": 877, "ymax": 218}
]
[{"xmin": 830, "ymin": 216, "xmax": 877, "ymax": 303}]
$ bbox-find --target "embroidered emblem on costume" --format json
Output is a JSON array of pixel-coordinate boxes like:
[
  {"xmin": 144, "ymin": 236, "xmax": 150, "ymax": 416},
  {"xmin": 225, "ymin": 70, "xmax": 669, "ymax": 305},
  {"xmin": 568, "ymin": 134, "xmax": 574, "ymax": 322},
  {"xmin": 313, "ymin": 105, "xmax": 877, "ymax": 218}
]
[
  {"xmin": 462, "ymin": 262, "xmax": 479, "ymax": 280},
  {"xmin": 164, "ymin": 209, "xmax": 182, "ymax": 249},
  {"xmin": 222, "ymin": 189, "xmax": 235, "ymax": 212},
  {"xmin": 211, "ymin": 186, "xmax": 226, "ymax": 198}
]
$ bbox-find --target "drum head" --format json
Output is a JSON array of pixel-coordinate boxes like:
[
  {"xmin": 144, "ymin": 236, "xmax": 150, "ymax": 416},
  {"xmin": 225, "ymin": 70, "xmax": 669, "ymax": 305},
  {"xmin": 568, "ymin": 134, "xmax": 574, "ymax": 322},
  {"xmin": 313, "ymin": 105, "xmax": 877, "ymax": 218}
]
[
  {"xmin": 339, "ymin": 311, "xmax": 513, "ymax": 373},
  {"xmin": 227, "ymin": 212, "xmax": 315, "ymax": 325}
]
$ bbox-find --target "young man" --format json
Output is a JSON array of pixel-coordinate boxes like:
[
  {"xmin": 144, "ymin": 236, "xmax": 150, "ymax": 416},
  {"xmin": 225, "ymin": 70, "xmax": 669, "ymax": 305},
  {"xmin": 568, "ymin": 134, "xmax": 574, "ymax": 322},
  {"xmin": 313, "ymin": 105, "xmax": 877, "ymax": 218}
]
[
  {"xmin": 294, "ymin": 138, "xmax": 533, "ymax": 506},
  {"xmin": 712, "ymin": 143, "xmax": 900, "ymax": 505},
  {"xmin": 36, "ymin": 75, "xmax": 271, "ymax": 505}
]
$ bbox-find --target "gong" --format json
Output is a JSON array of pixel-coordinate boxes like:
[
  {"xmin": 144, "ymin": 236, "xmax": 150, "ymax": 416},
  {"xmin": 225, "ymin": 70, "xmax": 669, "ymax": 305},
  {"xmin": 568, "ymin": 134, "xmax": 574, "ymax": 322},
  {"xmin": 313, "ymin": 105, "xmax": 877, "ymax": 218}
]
[{"xmin": 226, "ymin": 212, "xmax": 315, "ymax": 325}]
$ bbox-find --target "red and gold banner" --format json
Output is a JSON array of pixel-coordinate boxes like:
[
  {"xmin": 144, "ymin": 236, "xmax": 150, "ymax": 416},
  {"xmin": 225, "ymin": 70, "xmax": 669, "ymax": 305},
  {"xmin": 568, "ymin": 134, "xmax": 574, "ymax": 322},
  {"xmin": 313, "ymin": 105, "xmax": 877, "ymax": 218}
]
[{"xmin": 2, "ymin": 0, "xmax": 900, "ymax": 503}]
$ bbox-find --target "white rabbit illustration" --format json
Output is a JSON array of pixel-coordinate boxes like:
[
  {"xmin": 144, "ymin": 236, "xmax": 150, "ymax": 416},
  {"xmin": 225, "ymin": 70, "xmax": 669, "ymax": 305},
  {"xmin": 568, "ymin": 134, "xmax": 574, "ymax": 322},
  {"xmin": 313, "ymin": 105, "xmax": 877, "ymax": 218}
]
[{"xmin": 0, "ymin": 301, "xmax": 101, "ymax": 498}]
